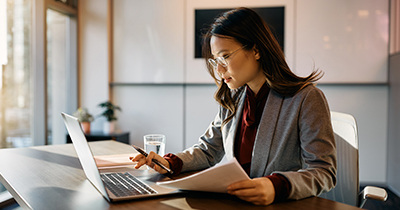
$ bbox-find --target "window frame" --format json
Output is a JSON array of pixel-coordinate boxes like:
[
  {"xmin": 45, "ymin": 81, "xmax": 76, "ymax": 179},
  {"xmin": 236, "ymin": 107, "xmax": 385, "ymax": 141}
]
[{"xmin": 32, "ymin": 0, "xmax": 78, "ymax": 145}]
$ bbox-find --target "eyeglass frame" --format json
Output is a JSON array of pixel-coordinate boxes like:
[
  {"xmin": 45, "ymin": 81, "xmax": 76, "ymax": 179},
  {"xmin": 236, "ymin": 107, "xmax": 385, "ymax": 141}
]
[{"xmin": 208, "ymin": 45, "xmax": 248, "ymax": 69}]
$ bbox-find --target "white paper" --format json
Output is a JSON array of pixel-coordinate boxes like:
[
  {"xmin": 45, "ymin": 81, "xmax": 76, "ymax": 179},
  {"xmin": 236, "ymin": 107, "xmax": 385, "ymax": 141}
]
[
  {"xmin": 93, "ymin": 153, "xmax": 137, "ymax": 169},
  {"xmin": 156, "ymin": 158, "xmax": 250, "ymax": 193}
]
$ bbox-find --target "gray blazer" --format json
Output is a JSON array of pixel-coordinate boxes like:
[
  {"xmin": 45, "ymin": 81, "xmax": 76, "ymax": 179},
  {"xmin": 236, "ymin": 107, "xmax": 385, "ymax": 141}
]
[{"xmin": 175, "ymin": 85, "xmax": 337, "ymax": 200}]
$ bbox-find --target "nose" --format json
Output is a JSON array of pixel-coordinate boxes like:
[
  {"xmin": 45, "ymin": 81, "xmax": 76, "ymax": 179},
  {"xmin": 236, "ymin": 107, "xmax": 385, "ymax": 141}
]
[{"xmin": 215, "ymin": 63, "xmax": 226, "ymax": 75}]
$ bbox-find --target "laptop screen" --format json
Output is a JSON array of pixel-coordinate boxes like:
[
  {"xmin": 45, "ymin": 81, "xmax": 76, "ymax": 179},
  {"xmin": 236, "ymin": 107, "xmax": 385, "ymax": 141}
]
[{"xmin": 61, "ymin": 112, "xmax": 110, "ymax": 201}]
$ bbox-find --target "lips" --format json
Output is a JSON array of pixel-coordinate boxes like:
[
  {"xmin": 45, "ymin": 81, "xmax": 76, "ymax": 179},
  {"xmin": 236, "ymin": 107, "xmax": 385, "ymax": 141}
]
[{"xmin": 223, "ymin": 77, "xmax": 232, "ymax": 83}]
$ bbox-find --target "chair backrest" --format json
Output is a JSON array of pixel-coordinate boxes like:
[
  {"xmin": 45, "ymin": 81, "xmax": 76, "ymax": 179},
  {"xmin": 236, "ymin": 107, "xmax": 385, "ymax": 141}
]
[{"xmin": 319, "ymin": 111, "xmax": 359, "ymax": 206}]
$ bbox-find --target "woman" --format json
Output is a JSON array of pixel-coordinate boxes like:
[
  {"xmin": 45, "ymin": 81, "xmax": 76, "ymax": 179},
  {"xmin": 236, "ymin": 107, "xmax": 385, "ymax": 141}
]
[{"xmin": 131, "ymin": 7, "xmax": 336, "ymax": 206}]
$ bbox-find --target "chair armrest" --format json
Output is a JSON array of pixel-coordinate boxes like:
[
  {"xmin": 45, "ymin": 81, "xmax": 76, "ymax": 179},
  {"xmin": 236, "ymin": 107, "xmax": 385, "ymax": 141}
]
[
  {"xmin": 358, "ymin": 186, "xmax": 388, "ymax": 208},
  {"xmin": 362, "ymin": 186, "xmax": 388, "ymax": 201}
]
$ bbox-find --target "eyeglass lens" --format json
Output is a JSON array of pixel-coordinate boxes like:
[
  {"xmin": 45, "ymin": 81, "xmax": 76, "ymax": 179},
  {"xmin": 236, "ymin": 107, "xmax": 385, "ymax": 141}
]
[
  {"xmin": 208, "ymin": 45, "xmax": 246, "ymax": 68},
  {"xmin": 208, "ymin": 57, "xmax": 227, "ymax": 68}
]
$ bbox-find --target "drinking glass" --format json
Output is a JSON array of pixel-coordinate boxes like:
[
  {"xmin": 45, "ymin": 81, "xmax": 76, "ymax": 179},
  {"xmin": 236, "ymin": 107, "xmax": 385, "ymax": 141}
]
[{"xmin": 143, "ymin": 134, "xmax": 166, "ymax": 157}]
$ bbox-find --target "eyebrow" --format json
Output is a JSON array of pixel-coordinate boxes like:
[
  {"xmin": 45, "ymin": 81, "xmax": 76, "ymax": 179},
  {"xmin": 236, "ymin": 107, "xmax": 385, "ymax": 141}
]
[{"xmin": 212, "ymin": 49, "xmax": 229, "ymax": 57}]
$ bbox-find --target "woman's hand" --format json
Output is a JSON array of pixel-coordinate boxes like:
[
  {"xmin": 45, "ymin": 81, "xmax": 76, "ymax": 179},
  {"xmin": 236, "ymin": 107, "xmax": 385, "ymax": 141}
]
[
  {"xmin": 227, "ymin": 177, "xmax": 275, "ymax": 205},
  {"xmin": 129, "ymin": 151, "xmax": 171, "ymax": 174}
]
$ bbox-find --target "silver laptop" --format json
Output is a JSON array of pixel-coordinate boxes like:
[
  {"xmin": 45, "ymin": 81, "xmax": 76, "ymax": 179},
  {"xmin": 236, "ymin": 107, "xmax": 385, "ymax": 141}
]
[{"xmin": 61, "ymin": 112, "xmax": 177, "ymax": 202}]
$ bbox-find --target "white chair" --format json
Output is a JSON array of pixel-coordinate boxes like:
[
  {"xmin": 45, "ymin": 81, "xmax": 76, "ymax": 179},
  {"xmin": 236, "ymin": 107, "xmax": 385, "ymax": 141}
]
[{"xmin": 318, "ymin": 111, "xmax": 387, "ymax": 208}]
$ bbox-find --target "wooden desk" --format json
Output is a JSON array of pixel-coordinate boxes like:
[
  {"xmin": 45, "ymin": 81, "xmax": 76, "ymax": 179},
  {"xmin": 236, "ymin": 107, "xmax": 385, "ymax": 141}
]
[{"xmin": 0, "ymin": 141, "xmax": 362, "ymax": 210}]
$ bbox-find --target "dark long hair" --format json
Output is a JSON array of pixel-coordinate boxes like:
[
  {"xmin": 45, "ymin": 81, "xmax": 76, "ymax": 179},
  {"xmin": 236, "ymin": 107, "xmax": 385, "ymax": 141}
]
[{"xmin": 202, "ymin": 7, "xmax": 322, "ymax": 125}]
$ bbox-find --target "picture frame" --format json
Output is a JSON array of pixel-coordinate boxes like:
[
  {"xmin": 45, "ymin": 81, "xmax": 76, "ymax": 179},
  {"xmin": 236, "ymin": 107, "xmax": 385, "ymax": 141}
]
[{"xmin": 185, "ymin": 0, "xmax": 295, "ymax": 83}]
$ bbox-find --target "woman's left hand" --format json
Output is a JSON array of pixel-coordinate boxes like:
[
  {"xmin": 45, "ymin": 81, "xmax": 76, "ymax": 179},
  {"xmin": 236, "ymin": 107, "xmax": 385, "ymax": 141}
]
[{"xmin": 227, "ymin": 177, "xmax": 275, "ymax": 205}]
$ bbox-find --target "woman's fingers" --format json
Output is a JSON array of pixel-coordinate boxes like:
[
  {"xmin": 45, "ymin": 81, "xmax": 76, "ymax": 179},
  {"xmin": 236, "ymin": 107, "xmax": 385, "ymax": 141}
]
[
  {"xmin": 146, "ymin": 151, "xmax": 157, "ymax": 166},
  {"xmin": 130, "ymin": 152, "xmax": 170, "ymax": 174},
  {"xmin": 146, "ymin": 151, "xmax": 170, "ymax": 174},
  {"xmin": 130, "ymin": 154, "xmax": 146, "ymax": 169},
  {"xmin": 227, "ymin": 177, "xmax": 275, "ymax": 206}
]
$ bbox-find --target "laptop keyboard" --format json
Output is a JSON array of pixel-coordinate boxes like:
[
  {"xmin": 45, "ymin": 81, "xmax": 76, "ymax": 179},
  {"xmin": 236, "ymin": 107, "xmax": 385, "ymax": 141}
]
[{"xmin": 100, "ymin": 172, "xmax": 158, "ymax": 197}]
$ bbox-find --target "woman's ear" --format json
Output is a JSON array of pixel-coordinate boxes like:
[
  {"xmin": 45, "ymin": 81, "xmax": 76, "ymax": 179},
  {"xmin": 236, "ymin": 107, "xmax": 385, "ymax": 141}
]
[{"xmin": 253, "ymin": 45, "xmax": 260, "ymax": 60}]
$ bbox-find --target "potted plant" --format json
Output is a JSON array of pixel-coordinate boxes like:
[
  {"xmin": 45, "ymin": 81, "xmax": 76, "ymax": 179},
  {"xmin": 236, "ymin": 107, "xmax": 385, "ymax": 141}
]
[
  {"xmin": 98, "ymin": 101, "xmax": 122, "ymax": 133},
  {"xmin": 73, "ymin": 107, "xmax": 94, "ymax": 134}
]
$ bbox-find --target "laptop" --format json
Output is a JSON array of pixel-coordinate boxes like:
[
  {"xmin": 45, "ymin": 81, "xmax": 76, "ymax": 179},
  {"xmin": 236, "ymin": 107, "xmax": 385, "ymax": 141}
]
[{"xmin": 61, "ymin": 112, "xmax": 177, "ymax": 202}]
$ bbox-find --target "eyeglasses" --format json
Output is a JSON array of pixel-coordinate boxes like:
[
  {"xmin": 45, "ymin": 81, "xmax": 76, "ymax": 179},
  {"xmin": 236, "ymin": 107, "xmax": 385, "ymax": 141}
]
[{"xmin": 208, "ymin": 45, "xmax": 247, "ymax": 69}]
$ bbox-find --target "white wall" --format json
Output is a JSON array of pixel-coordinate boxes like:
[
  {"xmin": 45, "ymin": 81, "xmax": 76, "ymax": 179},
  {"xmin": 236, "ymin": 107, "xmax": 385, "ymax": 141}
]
[
  {"xmin": 79, "ymin": 0, "xmax": 389, "ymax": 183},
  {"xmin": 114, "ymin": 86, "xmax": 184, "ymax": 153},
  {"xmin": 113, "ymin": 0, "xmax": 185, "ymax": 83},
  {"xmin": 185, "ymin": 85, "xmax": 219, "ymax": 148},
  {"xmin": 295, "ymin": 0, "xmax": 388, "ymax": 83}
]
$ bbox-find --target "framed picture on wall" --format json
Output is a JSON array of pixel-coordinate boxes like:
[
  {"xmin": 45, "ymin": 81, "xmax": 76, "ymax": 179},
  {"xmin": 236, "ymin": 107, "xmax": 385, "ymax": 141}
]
[
  {"xmin": 194, "ymin": 7, "xmax": 285, "ymax": 58},
  {"xmin": 185, "ymin": 0, "xmax": 295, "ymax": 83}
]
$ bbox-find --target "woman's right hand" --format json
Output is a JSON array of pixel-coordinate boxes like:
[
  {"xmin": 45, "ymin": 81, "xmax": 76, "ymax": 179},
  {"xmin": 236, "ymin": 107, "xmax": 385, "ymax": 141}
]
[{"xmin": 129, "ymin": 151, "xmax": 171, "ymax": 174}]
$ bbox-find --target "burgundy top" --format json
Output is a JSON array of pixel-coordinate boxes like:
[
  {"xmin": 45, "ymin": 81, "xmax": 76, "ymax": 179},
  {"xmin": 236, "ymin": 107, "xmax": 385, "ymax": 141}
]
[
  {"xmin": 234, "ymin": 83, "xmax": 270, "ymax": 174},
  {"xmin": 164, "ymin": 83, "xmax": 291, "ymax": 203},
  {"xmin": 233, "ymin": 83, "xmax": 291, "ymax": 203}
]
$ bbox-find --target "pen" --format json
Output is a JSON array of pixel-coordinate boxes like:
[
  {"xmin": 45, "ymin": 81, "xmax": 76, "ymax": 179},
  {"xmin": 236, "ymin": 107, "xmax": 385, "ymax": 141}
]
[{"xmin": 131, "ymin": 145, "xmax": 174, "ymax": 174}]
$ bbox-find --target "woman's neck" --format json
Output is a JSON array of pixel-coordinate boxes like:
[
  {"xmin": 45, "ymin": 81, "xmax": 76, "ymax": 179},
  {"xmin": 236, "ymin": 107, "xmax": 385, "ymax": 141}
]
[{"xmin": 247, "ymin": 77, "xmax": 267, "ymax": 96}]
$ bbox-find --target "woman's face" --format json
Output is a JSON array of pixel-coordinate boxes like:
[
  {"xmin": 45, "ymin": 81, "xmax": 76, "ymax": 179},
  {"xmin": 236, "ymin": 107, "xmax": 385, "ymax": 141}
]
[{"xmin": 210, "ymin": 36, "xmax": 266, "ymax": 92}]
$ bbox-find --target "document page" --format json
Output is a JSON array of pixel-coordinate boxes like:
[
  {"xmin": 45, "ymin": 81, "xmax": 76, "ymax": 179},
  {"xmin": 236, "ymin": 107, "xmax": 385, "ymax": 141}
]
[
  {"xmin": 93, "ymin": 153, "xmax": 136, "ymax": 169},
  {"xmin": 157, "ymin": 158, "xmax": 250, "ymax": 193}
]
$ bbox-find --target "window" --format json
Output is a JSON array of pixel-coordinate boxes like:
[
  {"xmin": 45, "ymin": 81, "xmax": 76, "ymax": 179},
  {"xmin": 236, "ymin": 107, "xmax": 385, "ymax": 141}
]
[
  {"xmin": 46, "ymin": 9, "xmax": 78, "ymax": 145},
  {"xmin": 0, "ymin": 0, "xmax": 32, "ymax": 148},
  {"xmin": 0, "ymin": 0, "xmax": 32, "ymax": 196},
  {"xmin": 0, "ymin": 0, "xmax": 78, "ymax": 201}
]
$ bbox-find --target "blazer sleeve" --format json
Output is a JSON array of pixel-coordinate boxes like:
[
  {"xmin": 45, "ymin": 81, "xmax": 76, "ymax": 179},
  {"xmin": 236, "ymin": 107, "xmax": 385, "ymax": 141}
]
[
  {"xmin": 276, "ymin": 87, "xmax": 337, "ymax": 200},
  {"xmin": 174, "ymin": 107, "xmax": 226, "ymax": 172}
]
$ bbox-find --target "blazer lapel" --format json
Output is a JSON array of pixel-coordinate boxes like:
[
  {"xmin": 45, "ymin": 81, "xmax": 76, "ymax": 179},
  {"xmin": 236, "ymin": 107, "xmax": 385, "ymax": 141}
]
[
  {"xmin": 224, "ymin": 87, "xmax": 246, "ymax": 160},
  {"xmin": 250, "ymin": 90, "xmax": 284, "ymax": 177}
]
